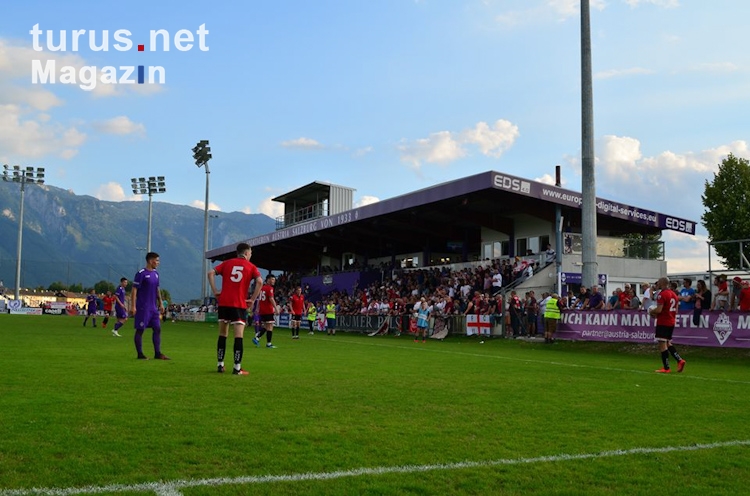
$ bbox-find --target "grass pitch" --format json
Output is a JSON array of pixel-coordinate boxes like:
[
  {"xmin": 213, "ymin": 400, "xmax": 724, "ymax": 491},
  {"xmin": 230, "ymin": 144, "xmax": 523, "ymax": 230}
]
[{"xmin": 1, "ymin": 314, "xmax": 749, "ymax": 495}]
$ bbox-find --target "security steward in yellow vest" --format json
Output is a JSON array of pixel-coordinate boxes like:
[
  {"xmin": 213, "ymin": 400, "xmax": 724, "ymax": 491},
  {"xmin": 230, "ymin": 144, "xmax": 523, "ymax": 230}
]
[
  {"xmin": 306, "ymin": 303, "xmax": 317, "ymax": 334},
  {"xmin": 325, "ymin": 302, "xmax": 337, "ymax": 335},
  {"xmin": 543, "ymin": 293, "xmax": 562, "ymax": 344}
]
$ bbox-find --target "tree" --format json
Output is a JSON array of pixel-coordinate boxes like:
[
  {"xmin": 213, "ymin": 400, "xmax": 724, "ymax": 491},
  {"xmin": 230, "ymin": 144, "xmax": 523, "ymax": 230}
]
[
  {"xmin": 621, "ymin": 233, "xmax": 663, "ymax": 260},
  {"xmin": 69, "ymin": 283, "xmax": 84, "ymax": 294},
  {"xmin": 47, "ymin": 281, "xmax": 67, "ymax": 291},
  {"xmin": 94, "ymin": 280, "xmax": 115, "ymax": 294},
  {"xmin": 702, "ymin": 153, "xmax": 750, "ymax": 269},
  {"xmin": 160, "ymin": 289, "xmax": 172, "ymax": 304}
]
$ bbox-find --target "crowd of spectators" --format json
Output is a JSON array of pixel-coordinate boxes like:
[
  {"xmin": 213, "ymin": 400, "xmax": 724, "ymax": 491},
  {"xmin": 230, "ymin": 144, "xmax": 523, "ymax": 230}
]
[{"xmin": 273, "ymin": 256, "xmax": 546, "ymax": 322}]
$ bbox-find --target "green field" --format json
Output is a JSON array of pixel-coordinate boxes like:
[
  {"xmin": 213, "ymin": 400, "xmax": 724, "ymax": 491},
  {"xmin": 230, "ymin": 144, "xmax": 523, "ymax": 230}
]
[{"xmin": 1, "ymin": 314, "xmax": 749, "ymax": 495}]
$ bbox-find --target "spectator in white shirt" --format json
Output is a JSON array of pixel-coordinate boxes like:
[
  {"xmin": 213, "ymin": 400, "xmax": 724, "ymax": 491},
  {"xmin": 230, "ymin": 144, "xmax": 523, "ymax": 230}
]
[{"xmin": 491, "ymin": 270, "xmax": 503, "ymax": 295}]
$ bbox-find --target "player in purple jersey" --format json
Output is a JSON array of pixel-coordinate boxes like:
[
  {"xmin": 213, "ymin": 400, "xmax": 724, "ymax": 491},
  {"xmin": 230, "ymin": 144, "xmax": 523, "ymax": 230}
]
[
  {"xmin": 130, "ymin": 252, "xmax": 169, "ymax": 360},
  {"xmin": 82, "ymin": 289, "xmax": 98, "ymax": 327},
  {"xmin": 251, "ymin": 298, "xmax": 261, "ymax": 346},
  {"xmin": 112, "ymin": 277, "xmax": 128, "ymax": 337}
]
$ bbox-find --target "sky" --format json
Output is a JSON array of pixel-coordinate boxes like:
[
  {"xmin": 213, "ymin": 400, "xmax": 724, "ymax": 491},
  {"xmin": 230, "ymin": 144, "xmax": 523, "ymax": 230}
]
[{"xmin": 1, "ymin": 0, "xmax": 748, "ymax": 273}]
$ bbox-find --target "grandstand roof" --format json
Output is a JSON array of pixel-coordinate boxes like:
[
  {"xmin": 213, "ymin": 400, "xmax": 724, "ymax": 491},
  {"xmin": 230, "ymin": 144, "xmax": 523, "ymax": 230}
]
[{"xmin": 207, "ymin": 171, "xmax": 697, "ymax": 271}]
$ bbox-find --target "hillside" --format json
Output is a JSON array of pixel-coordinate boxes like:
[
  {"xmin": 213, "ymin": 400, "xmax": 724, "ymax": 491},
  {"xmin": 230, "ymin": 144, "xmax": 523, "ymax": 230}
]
[{"xmin": 0, "ymin": 183, "xmax": 275, "ymax": 302}]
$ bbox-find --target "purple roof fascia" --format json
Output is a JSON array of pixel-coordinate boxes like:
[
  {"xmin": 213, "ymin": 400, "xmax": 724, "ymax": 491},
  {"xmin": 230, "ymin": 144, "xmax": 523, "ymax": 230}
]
[{"xmin": 208, "ymin": 170, "xmax": 696, "ymax": 258}]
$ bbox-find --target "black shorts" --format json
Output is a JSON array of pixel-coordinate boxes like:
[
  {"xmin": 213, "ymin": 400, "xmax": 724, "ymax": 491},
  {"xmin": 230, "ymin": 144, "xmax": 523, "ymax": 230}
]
[
  {"xmin": 259, "ymin": 313, "xmax": 276, "ymax": 324},
  {"xmin": 218, "ymin": 307, "xmax": 248, "ymax": 324},
  {"xmin": 292, "ymin": 314, "xmax": 302, "ymax": 322},
  {"xmin": 655, "ymin": 324, "xmax": 674, "ymax": 341}
]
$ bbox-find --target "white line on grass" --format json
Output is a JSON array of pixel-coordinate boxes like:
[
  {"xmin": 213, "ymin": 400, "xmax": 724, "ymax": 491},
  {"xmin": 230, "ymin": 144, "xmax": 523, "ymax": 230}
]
[
  {"xmin": 1, "ymin": 439, "xmax": 749, "ymax": 496},
  {"xmin": 334, "ymin": 338, "xmax": 750, "ymax": 385}
]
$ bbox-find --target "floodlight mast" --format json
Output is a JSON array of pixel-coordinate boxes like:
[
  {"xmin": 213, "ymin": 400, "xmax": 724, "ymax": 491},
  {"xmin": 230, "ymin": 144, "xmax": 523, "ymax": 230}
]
[
  {"xmin": 581, "ymin": 0, "xmax": 598, "ymax": 289},
  {"xmin": 2, "ymin": 165, "xmax": 45, "ymax": 301},
  {"xmin": 193, "ymin": 140, "xmax": 212, "ymax": 302},
  {"xmin": 131, "ymin": 176, "xmax": 167, "ymax": 253}
]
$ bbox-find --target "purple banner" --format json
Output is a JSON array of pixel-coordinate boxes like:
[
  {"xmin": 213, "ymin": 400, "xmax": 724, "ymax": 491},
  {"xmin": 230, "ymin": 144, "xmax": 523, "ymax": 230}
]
[
  {"xmin": 301, "ymin": 270, "xmax": 381, "ymax": 298},
  {"xmin": 557, "ymin": 309, "xmax": 750, "ymax": 348},
  {"xmin": 491, "ymin": 172, "xmax": 696, "ymax": 235}
]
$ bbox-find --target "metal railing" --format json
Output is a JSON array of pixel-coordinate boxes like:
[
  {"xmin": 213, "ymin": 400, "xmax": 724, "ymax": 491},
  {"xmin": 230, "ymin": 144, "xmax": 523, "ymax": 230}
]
[{"xmin": 275, "ymin": 202, "xmax": 328, "ymax": 230}]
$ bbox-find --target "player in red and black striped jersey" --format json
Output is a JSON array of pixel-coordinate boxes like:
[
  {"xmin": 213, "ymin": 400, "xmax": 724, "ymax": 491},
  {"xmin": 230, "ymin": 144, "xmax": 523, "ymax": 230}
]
[
  {"xmin": 649, "ymin": 276, "xmax": 686, "ymax": 373},
  {"xmin": 207, "ymin": 242, "xmax": 263, "ymax": 375}
]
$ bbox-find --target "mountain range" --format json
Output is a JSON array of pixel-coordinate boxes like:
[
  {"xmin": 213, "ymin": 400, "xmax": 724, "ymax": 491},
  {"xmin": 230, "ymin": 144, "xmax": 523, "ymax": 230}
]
[{"xmin": 0, "ymin": 182, "xmax": 275, "ymax": 303}]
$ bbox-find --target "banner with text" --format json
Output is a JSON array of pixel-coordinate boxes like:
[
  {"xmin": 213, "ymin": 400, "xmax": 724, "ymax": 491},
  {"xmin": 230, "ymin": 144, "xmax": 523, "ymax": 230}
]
[{"xmin": 558, "ymin": 309, "xmax": 750, "ymax": 348}]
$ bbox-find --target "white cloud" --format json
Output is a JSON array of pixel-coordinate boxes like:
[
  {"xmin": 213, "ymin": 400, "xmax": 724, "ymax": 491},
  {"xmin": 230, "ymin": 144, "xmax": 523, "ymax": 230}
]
[
  {"xmin": 0, "ymin": 38, "xmax": 161, "ymax": 162},
  {"xmin": 462, "ymin": 120, "xmax": 519, "ymax": 158},
  {"xmin": 497, "ymin": 0, "xmax": 605, "ymax": 26},
  {"xmin": 535, "ymin": 173, "xmax": 568, "ymax": 187},
  {"xmin": 94, "ymin": 182, "xmax": 128, "ymax": 201},
  {"xmin": 93, "ymin": 116, "xmax": 146, "ymax": 136},
  {"xmin": 280, "ymin": 137, "xmax": 324, "ymax": 149},
  {"xmin": 399, "ymin": 119, "xmax": 519, "ymax": 169},
  {"xmin": 687, "ymin": 62, "xmax": 739, "ymax": 74},
  {"xmin": 496, "ymin": 0, "xmax": 673, "ymax": 28},
  {"xmin": 2, "ymin": 86, "xmax": 63, "ymax": 111},
  {"xmin": 0, "ymin": 38, "xmax": 163, "ymax": 99},
  {"xmin": 190, "ymin": 199, "xmax": 222, "ymax": 211},
  {"xmin": 594, "ymin": 67, "xmax": 655, "ymax": 80},
  {"xmin": 567, "ymin": 137, "xmax": 750, "ymax": 232},
  {"xmin": 60, "ymin": 149, "xmax": 79, "ymax": 160},
  {"xmin": 353, "ymin": 146, "xmax": 373, "ymax": 158},
  {"xmin": 257, "ymin": 197, "xmax": 284, "ymax": 219},
  {"xmin": 0, "ymin": 103, "xmax": 87, "ymax": 159},
  {"xmin": 662, "ymin": 230, "xmax": 727, "ymax": 274},
  {"xmin": 0, "ymin": 39, "xmax": 86, "ymax": 82},
  {"xmin": 624, "ymin": 0, "xmax": 680, "ymax": 8},
  {"xmin": 355, "ymin": 195, "xmax": 380, "ymax": 207},
  {"xmin": 399, "ymin": 131, "xmax": 465, "ymax": 169}
]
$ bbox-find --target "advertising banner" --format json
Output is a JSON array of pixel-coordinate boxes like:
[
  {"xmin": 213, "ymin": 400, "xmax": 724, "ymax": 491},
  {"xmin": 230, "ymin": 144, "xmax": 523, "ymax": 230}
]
[
  {"xmin": 558, "ymin": 309, "xmax": 750, "ymax": 348},
  {"xmin": 10, "ymin": 307, "xmax": 43, "ymax": 315}
]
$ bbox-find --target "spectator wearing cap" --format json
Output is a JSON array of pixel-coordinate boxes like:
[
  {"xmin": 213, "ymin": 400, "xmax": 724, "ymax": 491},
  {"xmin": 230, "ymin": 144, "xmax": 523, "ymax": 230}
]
[
  {"xmin": 730, "ymin": 276, "xmax": 743, "ymax": 311},
  {"xmin": 738, "ymin": 280, "xmax": 750, "ymax": 312}
]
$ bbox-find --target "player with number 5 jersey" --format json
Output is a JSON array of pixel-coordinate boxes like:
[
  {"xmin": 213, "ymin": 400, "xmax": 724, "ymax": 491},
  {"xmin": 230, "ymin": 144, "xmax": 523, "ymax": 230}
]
[{"xmin": 208, "ymin": 243, "xmax": 263, "ymax": 375}]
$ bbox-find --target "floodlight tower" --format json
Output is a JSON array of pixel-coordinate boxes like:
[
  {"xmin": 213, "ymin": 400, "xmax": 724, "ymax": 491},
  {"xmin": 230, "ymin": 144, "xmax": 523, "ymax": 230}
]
[
  {"xmin": 131, "ymin": 176, "xmax": 167, "ymax": 252},
  {"xmin": 581, "ymin": 0, "xmax": 598, "ymax": 289},
  {"xmin": 193, "ymin": 140, "xmax": 212, "ymax": 301},
  {"xmin": 2, "ymin": 165, "xmax": 45, "ymax": 301}
]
